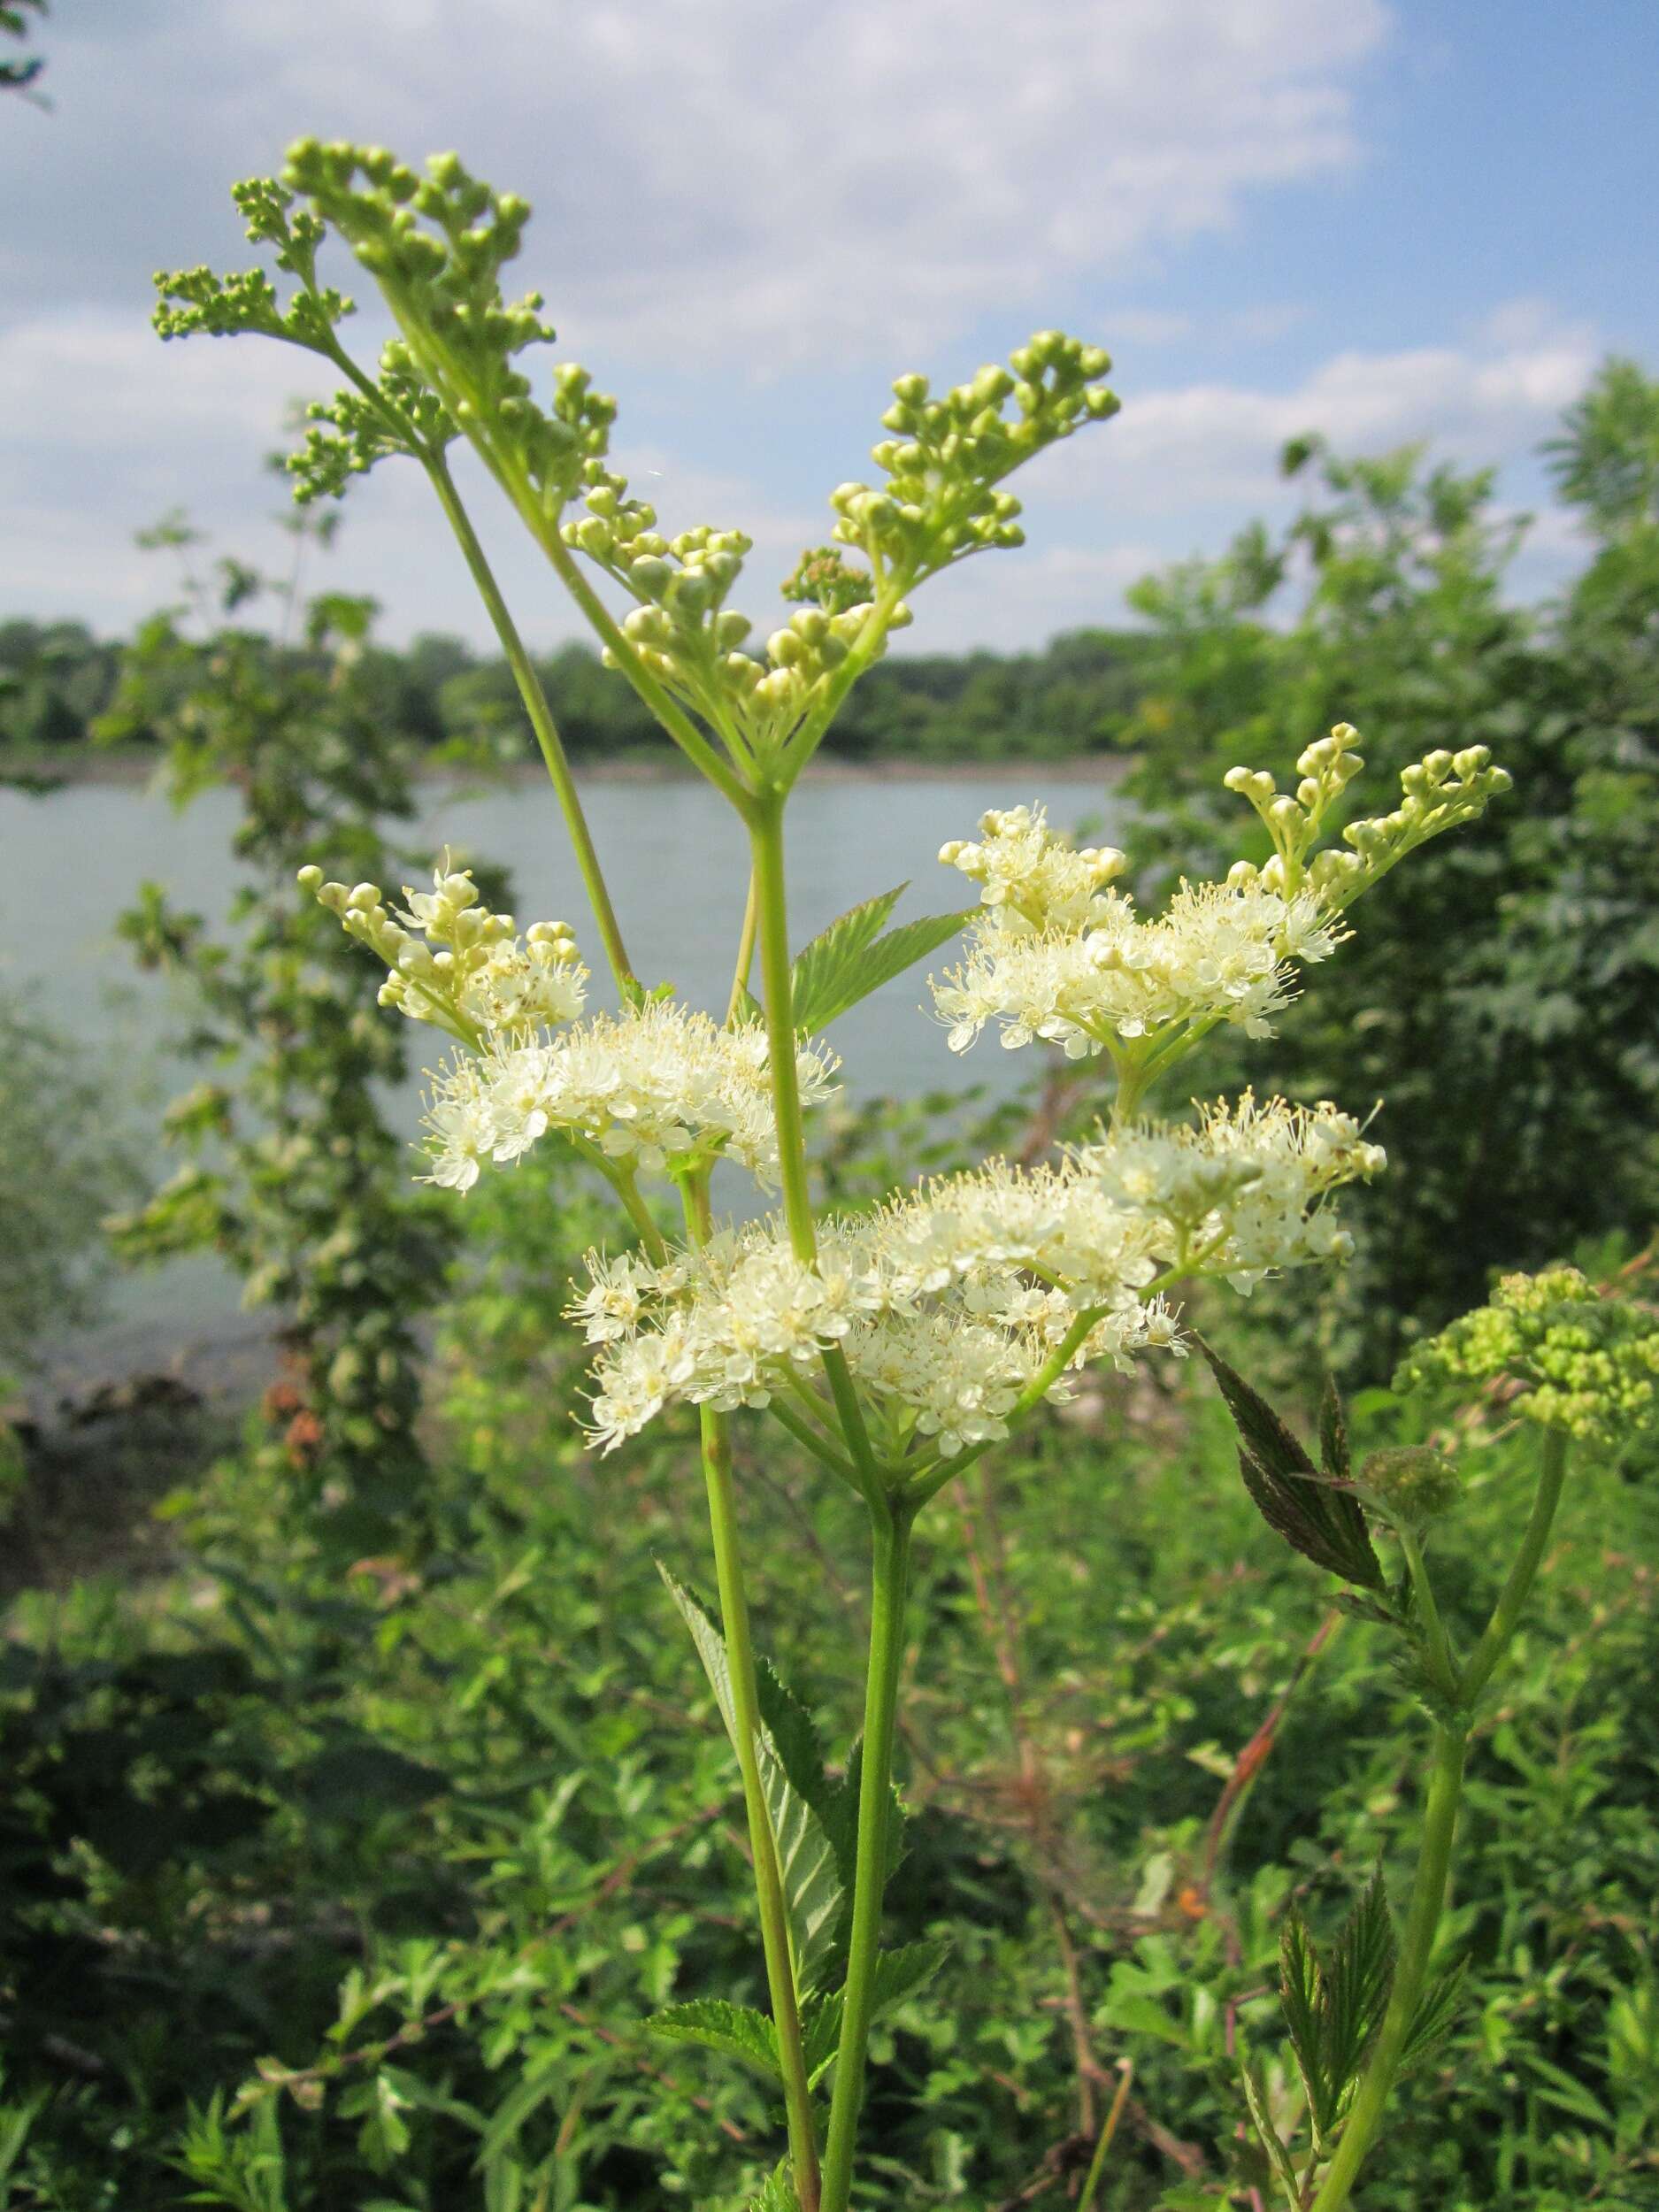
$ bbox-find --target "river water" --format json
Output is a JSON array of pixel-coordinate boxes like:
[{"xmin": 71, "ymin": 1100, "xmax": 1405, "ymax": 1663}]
[{"xmin": 1, "ymin": 766, "xmax": 1125, "ymax": 1377}]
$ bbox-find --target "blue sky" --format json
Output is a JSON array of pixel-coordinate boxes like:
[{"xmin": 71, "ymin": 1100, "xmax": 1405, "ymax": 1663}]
[{"xmin": 2, "ymin": 0, "xmax": 1654, "ymax": 653}]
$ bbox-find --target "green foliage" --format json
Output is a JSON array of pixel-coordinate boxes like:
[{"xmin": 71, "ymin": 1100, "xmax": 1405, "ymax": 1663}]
[
  {"xmin": 649, "ymin": 2000, "xmax": 782, "ymax": 2079},
  {"xmin": 1121, "ymin": 378, "xmax": 1659, "ymax": 1363},
  {"xmin": 1274, "ymin": 1871, "xmax": 1396, "ymax": 2147},
  {"xmin": 6, "ymin": 1215, "xmax": 1659, "ymax": 2204},
  {"xmin": 660, "ymin": 1568, "xmax": 846, "ymax": 1996},
  {"xmin": 1197, "ymin": 1339, "xmax": 1385, "ymax": 1592},
  {"xmin": 96, "ymin": 534, "xmax": 459, "ymax": 1555},
  {"xmin": 0, "ymin": 617, "xmax": 1156, "ymax": 767},
  {"xmin": 0, "ymin": 991, "xmax": 139, "ymax": 1373},
  {"xmin": 780, "ymin": 886, "xmax": 976, "ymax": 1036}
]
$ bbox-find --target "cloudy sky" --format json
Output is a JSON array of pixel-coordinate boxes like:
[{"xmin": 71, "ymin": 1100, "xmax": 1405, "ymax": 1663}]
[{"xmin": 3, "ymin": 0, "xmax": 1655, "ymax": 654}]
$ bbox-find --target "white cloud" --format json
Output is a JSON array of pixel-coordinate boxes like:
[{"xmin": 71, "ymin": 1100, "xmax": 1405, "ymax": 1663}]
[
  {"xmin": 3, "ymin": 0, "xmax": 1389, "ymax": 368},
  {"xmin": 1071, "ymin": 319, "xmax": 1600, "ymax": 516},
  {"xmin": 0, "ymin": 302, "xmax": 1598, "ymax": 647}
]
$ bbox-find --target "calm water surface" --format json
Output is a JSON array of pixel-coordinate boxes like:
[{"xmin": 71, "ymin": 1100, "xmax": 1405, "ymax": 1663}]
[{"xmin": 1, "ymin": 768, "xmax": 1125, "ymax": 1370}]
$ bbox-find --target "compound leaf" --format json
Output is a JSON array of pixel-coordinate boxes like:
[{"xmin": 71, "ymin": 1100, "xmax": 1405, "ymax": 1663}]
[
  {"xmin": 659, "ymin": 1565, "xmax": 844, "ymax": 1995},
  {"xmin": 1199, "ymin": 1340, "xmax": 1385, "ymax": 1591},
  {"xmin": 787, "ymin": 886, "xmax": 974, "ymax": 1035},
  {"xmin": 649, "ymin": 1999, "xmax": 779, "ymax": 2080},
  {"xmin": 801, "ymin": 1939, "xmax": 951, "ymax": 2081}
]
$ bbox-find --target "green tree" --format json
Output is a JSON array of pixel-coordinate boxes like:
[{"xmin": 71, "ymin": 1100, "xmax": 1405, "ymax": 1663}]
[
  {"xmin": 1122, "ymin": 396, "xmax": 1659, "ymax": 1357},
  {"xmin": 98, "ymin": 534, "xmax": 461, "ymax": 1557}
]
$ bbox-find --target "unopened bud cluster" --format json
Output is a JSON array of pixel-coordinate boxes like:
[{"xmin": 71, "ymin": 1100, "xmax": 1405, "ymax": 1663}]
[
  {"xmin": 1358, "ymin": 1445, "xmax": 1463, "ymax": 1529},
  {"xmin": 276, "ymin": 142, "xmax": 618, "ymax": 509},
  {"xmin": 1225, "ymin": 729, "xmax": 1512, "ymax": 904},
  {"xmin": 935, "ymin": 733, "xmax": 1509, "ymax": 1078},
  {"xmin": 565, "ymin": 462, "xmax": 910, "ymax": 757},
  {"xmin": 832, "ymin": 334, "xmax": 1118, "ymax": 585},
  {"xmin": 297, "ymin": 858, "xmax": 586, "ymax": 1042},
  {"xmin": 1395, "ymin": 1267, "xmax": 1659, "ymax": 1443}
]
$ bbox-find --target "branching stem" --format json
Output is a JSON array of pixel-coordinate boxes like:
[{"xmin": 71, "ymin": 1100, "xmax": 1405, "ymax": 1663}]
[{"xmin": 419, "ymin": 453, "xmax": 636, "ymax": 995}]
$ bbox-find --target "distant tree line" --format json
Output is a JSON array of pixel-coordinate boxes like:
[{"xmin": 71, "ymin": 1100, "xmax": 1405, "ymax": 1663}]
[{"xmin": 0, "ymin": 618, "xmax": 1162, "ymax": 769}]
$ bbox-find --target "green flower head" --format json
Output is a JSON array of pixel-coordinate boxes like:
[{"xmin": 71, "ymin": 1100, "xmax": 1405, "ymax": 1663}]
[{"xmin": 1395, "ymin": 1267, "xmax": 1659, "ymax": 1444}]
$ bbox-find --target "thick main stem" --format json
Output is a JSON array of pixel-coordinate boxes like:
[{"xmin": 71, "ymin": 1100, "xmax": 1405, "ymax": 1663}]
[
  {"xmin": 749, "ymin": 791, "xmax": 817, "ymax": 1263},
  {"xmin": 421, "ymin": 455, "xmax": 635, "ymax": 996},
  {"xmin": 1307, "ymin": 1723, "xmax": 1467, "ymax": 2212},
  {"xmin": 697, "ymin": 1404, "xmax": 822, "ymax": 2210},
  {"xmin": 1310, "ymin": 1427, "xmax": 1571, "ymax": 2212},
  {"xmin": 749, "ymin": 791, "xmax": 881, "ymax": 1494},
  {"xmin": 820, "ymin": 1503, "xmax": 913, "ymax": 2212}
]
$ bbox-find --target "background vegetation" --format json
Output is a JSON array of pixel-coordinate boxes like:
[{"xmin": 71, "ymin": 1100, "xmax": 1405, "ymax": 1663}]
[
  {"xmin": 0, "ymin": 611, "xmax": 1157, "ymax": 771},
  {"xmin": 2, "ymin": 366, "xmax": 1656, "ymax": 2208}
]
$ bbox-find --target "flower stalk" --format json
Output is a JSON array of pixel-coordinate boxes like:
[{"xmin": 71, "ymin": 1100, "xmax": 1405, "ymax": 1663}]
[{"xmin": 819, "ymin": 1499, "xmax": 914, "ymax": 2212}]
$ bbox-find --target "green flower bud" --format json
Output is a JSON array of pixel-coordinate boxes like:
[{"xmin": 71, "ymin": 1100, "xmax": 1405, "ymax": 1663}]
[{"xmin": 1360, "ymin": 1445, "xmax": 1462, "ymax": 1526}]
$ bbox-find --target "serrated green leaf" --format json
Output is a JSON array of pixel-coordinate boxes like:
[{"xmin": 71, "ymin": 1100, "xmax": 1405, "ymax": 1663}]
[
  {"xmin": 1319, "ymin": 1373, "xmax": 1350, "ymax": 1483},
  {"xmin": 801, "ymin": 1939, "xmax": 951, "ymax": 2081},
  {"xmin": 755, "ymin": 1655, "xmax": 830, "ymax": 1816},
  {"xmin": 787, "ymin": 885, "xmax": 904, "ymax": 1032},
  {"xmin": 658, "ymin": 1565, "xmax": 844, "ymax": 1994},
  {"xmin": 1322, "ymin": 1869, "xmax": 1395, "ymax": 2092},
  {"xmin": 649, "ymin": 1999, "xmax": 780, "ymax": 2080},
  {"xmin": 786, "ymin": 885, "xmax": 976, "ymax": 1034},
  {"xmin": 1278, "ymin": 1912, "xmax": 1329, "ymax": 2131},
  {"xmin": 1239, "ymin": 2060, "xmax": 1302, "ymax": 2212},
  {"xmin": 1400, "ymin": 1955, "xmax": 1467, "ymax": 2078},
  {"xmin": 1517, "ymin": 2051, "xmax": 1615, "ymax": 2127},
  {"xmin": 743, "ymin": 2163, "xmax": 800, "ymax": 2212},
  {"xmin": 821, "ymin": 1736, "xmax": 910, "ymax": 1899},
  {"xmin": 1199, "ymin": 1340, "xmax": 1385, "ymax": 1591}
]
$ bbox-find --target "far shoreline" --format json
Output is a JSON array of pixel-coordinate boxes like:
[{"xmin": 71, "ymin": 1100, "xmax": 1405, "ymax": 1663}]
[{"xmin": 1, "ymin": 748, "xmax": 1136, "ymax": 792}]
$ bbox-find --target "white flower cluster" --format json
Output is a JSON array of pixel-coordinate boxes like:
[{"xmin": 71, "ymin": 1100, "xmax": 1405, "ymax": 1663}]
[
  {"xmin": 938, "ymin": 803, "xmax": 1126, "ymax": 933},
  {"xmin": 571, "ymin": 1094, "xmax": 1380, "ymax": 1455},
  {"xmin": 1072, "ymin": 1092, "xmax": 1386, "ymax": 1290},
  {"xmin": 299, "ymin": 858, "xmax": 588, "ymax": 1041},
  {"xmin": 933, "ymin": 729, "xmax": 1511, "ymax": 1064},
  {"xmin": 934, "ymin": 827, "xmax": 1341, "ymax": 1057},
  {"xmin": 421, "ymin": 1002, "xmax": 840, "ymax": 1192}
]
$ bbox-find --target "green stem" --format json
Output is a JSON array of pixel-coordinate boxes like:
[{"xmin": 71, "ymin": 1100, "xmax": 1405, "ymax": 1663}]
[
  {"xmin": 1307, "ymin": 1723, "xmax": 1468, "ymax": 2212},
  {"xmin": 420, "ymin": 453, "xmax": 635, "ymax": 996},
  {"xmin": 749, "ymin": 790, "xmax": 882, "ymax": 1497},
  {"xmin": 1394, "ymin": 1525, "xmax": 1458, "ymax": 1704},
  {"xmin": 749, "ymin": 790, "xmax": 816, "ymax": 1263},
  {"xmin": 677, "ymin": 1174, "xmax": 820, "ymax": 2204},
  {"xmin": 726, "ymin": 864, "xmax": 760, "ymax": 1026},
  {"xmin": 571, "ymin": 1141, "xmax": 667, "ymax": 1263},
  {"xmin": 382, "ymin": 292, "xmax": 753, "ymax": 812},
  {"xmin": 697, "ymin": 1404, "xmax": 823, "ymax": 2211},
  {"xmin": 819, "ymin": 1501, "xmax": 913, "ymax": 2212},
  {"xmin": 764, "ymin": 1395, "xmax": 862, "ymax": 1487},
  {"xmin": 1077, "ymin": 2064, "xmax": 1134, "ymax": 2212},
  {"xmin": 1459, "ymin": 1427, "xmax": 1570, "ymax": 1709},
  {"xmin": 1309, "ymin": 1428, "xmax": 1571, "ymax": 2212}
]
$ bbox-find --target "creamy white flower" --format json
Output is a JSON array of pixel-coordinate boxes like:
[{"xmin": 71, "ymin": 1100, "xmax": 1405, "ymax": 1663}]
[
  {"xmin": 567, "ymin": 1164, "xmax": 1185, "ymax": 1456},
  {"xmin": 303, "ymin": 856, "xmax": 589, "ymax": 1041},
  {"xmin": 1072, "ymin": 1092, "xmax": 1386, "ymax": 1290},
  {"xmin": 939, "ymin": 803, "xmax": 1125, "ymax": 934},
  {"xmin": 933, "ymin": 878, "xmax": 1343, "ymax": 1059},
  {"xmin": 419, "ymin": 1003, "xmax": 839, "ymax": 1188}
]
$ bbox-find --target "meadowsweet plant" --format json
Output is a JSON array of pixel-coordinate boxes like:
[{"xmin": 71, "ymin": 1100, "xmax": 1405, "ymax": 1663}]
[
  {"xmin": 1191, "ymin": 1267, "xmax": 1659, "ymax": 2212},
  {"xmin": 158, "ymin": 146, "xmax": 1517, "ymax": 2210}
]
